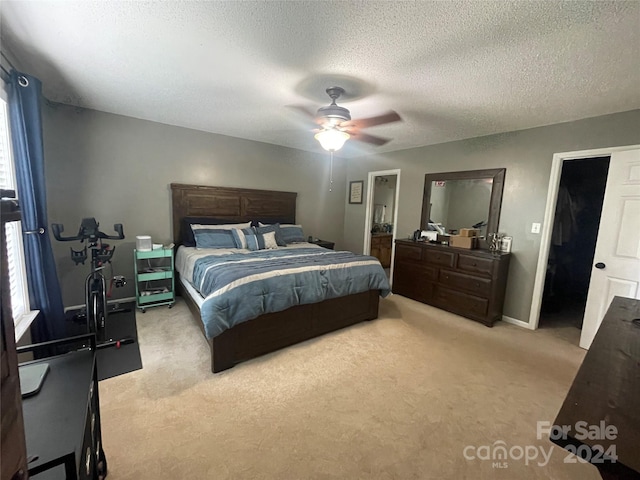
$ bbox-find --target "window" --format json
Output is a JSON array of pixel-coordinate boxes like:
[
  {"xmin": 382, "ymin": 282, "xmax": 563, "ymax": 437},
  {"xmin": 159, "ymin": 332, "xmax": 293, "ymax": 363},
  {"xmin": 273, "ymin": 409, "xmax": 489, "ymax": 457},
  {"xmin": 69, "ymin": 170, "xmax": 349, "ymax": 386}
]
[{"xmin": 0, "ymin": 94, "xmax": 35, "ymax": 340}]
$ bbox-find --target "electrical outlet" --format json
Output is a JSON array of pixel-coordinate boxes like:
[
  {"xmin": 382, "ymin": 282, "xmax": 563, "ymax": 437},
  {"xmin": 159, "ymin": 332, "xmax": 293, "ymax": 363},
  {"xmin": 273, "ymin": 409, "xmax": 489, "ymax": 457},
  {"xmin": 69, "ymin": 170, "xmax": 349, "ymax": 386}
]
[{"xmin": 531, "ymin": 223, "xmax": 541, "ymax": 234}]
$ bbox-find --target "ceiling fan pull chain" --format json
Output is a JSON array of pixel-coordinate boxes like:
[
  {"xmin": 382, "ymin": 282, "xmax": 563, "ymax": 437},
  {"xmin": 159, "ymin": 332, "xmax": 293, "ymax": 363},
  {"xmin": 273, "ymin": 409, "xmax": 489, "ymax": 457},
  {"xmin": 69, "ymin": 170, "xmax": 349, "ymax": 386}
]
[{"xmin": 329, "ymin": 150, "xmax": 334, "ymax": 192}]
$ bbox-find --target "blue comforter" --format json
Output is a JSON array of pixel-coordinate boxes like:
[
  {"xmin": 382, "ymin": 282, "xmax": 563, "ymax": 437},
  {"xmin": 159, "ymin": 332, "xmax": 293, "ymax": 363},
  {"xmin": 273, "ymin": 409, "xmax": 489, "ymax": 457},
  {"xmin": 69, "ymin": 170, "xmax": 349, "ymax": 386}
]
[{"xmin": 191, "ymin": 248, "xmax": 391, "ymax": 338}]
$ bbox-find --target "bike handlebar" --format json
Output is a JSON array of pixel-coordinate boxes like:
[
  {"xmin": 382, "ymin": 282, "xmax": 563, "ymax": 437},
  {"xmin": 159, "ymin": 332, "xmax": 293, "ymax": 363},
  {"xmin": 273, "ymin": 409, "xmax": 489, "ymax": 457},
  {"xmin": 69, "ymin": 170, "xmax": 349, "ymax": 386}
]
[{"xmin": 52, "ymin": 218, "xmax": 125, "ymax": 242}]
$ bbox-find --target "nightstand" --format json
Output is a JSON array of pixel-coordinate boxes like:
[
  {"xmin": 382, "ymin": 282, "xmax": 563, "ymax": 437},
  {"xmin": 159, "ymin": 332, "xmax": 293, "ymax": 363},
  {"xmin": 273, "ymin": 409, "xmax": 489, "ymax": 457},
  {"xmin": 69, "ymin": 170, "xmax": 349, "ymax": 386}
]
[{"xmin": 309, "ymin": 239, "xmax": 335, "ymax": 250}]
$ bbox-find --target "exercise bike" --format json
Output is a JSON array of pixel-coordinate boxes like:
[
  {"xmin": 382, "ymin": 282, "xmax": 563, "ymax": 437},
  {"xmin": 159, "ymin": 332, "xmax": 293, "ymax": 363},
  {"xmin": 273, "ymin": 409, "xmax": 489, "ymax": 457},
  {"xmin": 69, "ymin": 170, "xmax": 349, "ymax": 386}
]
[{"xmin": 52, "ymin": 218, "xmax": 133, "ymax": 348}]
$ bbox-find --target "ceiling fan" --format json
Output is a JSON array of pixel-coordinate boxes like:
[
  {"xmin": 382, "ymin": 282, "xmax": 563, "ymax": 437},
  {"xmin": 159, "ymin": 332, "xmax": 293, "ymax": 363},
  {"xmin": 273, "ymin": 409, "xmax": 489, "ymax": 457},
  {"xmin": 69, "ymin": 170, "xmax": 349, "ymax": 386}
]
[{"xmin": 291, "ymin": 86, "xmax": 402, "ymax": 151}]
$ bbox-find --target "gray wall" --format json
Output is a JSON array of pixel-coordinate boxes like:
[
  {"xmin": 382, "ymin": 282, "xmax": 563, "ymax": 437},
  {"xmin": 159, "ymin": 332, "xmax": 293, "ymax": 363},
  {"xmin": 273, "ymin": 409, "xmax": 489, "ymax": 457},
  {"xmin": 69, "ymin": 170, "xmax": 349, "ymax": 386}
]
[
  {"xmin": 343, "ymin": 109, "xmax": 640, "ymax": 325},
  {"xmin": 42, "ymin": 103, "xmax": 347, "ymax": 306}
]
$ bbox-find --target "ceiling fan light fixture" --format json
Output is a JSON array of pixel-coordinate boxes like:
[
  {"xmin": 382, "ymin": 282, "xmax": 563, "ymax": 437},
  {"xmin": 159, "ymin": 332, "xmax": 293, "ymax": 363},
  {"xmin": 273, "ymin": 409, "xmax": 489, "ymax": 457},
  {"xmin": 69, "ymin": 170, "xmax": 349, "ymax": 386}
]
[{"xmin": 315, "ymin": 129, "xmax": 350, "ymax": 151}]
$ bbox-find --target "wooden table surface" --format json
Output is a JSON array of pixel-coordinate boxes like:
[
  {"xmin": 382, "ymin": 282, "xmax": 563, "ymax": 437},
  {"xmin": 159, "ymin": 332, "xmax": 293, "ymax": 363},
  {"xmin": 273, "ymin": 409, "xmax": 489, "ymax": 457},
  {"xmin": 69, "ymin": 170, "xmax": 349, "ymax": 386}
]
[{"xmin": 552, "ymin": 296, "xmax": 640, "ymax": 479}]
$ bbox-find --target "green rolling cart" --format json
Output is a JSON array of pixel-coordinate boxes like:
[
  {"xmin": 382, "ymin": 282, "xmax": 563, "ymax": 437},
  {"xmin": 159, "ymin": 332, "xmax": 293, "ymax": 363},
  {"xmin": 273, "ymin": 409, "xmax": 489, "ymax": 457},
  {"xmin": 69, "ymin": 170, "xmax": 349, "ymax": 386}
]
[{"xmin": 134, "ymin": 247, "xmax": 175, "ymax": 312}]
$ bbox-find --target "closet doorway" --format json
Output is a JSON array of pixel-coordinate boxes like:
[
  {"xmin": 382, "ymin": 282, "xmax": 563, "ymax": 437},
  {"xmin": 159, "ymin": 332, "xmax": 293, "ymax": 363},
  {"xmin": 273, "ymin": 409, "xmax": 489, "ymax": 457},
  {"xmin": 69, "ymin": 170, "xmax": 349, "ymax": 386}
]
[
  {"xmin": 531, "ymin": 146, "xmax": 640, "ymax": 349},
  {"xmin": 363, "ymin": 169, "xmax": 401, "ymax": 283},
  {"xmin": 538, "ymin": 157, "xmax": 609, "ymax": 345}
]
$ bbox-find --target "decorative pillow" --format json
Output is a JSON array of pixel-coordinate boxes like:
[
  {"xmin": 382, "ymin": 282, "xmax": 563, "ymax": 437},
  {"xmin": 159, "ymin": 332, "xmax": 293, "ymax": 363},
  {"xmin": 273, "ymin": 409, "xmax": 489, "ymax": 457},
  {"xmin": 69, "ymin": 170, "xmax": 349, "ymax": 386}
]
[
  {"xmin": 255, "ymin": 224, "xmax": 286, "ymax": 247},
  {"xmin": 259, "ymin": 222, "xmax": 305, "ymax": 244},
  {"xmin": 193, "ymin": 228, "xmax": 238, "ymax": 249},
  {"xmin": 261, "ymin": 231, "xmax": 279, "ymax": 250},
  {"xmin": 181, "ymin": 217, "xmax": 252, "ymax": 247},
  {"xmin": 231, "ymin": 227, "xmax": 252, "ymax": 249},
  {"xmin": 234, "ymin": 227, "xmax": 278, "ymax": 251}
]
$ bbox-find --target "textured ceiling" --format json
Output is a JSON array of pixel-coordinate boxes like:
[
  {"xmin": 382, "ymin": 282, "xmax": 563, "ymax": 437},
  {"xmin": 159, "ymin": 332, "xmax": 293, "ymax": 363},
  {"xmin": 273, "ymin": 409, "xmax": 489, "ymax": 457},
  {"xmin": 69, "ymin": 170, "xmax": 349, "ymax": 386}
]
[{"xmin": 1, "ymin": 1, "xmax": 639, "ymax": 157}]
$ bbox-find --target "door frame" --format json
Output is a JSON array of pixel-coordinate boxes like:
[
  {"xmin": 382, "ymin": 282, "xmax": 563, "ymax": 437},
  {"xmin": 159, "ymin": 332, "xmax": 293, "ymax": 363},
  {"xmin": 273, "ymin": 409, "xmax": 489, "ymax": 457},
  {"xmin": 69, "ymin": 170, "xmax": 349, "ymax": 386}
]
[
  {"xmin": 363, "ymin": 169, "xmax": 401, "ymax": 285},
  {"xmin": 529, "ymin": 144, "xmax": 640, "ymax": 329}
]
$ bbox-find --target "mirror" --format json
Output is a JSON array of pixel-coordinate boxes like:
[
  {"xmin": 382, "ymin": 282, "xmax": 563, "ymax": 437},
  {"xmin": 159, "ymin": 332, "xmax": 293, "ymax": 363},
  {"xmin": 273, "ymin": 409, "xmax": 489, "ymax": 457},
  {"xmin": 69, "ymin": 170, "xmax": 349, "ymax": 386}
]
[
  {"xmin": 421, "ymin": 168, "xmax": 506, "ymax": 247},
  {"xmin": 371, "ymin": 175, "xmax": 396, "ymax": 233}
]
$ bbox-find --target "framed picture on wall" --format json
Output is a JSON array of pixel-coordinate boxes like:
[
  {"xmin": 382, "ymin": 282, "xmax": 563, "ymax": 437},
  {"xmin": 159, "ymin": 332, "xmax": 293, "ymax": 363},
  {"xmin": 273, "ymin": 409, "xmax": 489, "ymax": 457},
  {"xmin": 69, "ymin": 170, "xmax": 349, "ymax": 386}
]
[{"xmin": 349, "ymin": 181, "xmax": 363, "ymax": 204}]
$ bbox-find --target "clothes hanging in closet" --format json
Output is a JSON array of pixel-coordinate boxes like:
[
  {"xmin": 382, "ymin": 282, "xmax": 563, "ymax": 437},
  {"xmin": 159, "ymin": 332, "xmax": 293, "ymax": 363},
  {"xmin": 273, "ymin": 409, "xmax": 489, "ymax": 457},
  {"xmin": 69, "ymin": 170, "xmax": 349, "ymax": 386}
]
[{"xmin": 552, "ymin": 186, "xmax": 578, "ymax": 246}]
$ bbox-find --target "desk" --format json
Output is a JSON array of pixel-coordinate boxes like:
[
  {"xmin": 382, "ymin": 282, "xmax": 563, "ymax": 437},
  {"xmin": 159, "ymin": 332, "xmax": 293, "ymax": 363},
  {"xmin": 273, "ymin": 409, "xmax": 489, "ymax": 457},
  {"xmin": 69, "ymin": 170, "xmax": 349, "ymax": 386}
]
[
  {"xmin": 551, "ymin": 296, "xmax": 640, "ymax": 480},
  {"xmin": 20, "ymin": 335, "xmax": 107, "ymax": 479}
]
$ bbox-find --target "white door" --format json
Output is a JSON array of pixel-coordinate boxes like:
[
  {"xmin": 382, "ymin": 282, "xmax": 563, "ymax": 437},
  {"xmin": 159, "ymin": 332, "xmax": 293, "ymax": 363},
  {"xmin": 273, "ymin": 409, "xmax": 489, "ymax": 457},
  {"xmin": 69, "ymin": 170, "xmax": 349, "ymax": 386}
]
[{"xmin": 580, "ymin": 148, "xmax": 640, "ymax": 349}]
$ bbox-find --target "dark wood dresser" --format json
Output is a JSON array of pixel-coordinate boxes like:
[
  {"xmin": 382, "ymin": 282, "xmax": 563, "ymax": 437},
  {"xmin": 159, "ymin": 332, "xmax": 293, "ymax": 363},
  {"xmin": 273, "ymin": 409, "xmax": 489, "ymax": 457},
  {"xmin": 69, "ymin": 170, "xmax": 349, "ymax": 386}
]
[{"xmin": 392, "ymin": 239, "xmax": 510, "ymax": 326}]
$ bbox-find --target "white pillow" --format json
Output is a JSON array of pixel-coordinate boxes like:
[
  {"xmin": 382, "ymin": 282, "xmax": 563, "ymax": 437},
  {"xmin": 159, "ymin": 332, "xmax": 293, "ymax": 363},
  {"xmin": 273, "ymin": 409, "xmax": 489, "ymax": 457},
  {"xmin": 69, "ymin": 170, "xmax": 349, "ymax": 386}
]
[
  {"xmin": 191, "ymin": 222, "xmax": 251, "ymax": 231},
  {"xmin": 262, "ymin": 231, "xmax": 279, "ymax": 249}
]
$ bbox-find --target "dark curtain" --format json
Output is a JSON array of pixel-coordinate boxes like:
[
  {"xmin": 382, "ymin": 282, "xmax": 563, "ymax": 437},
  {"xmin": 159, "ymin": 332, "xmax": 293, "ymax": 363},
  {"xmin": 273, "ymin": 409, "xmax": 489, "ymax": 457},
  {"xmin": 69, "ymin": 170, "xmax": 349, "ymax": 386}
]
[{"xmin": 7, "ymin": 70, "xmax": 65, "ymax": 342}]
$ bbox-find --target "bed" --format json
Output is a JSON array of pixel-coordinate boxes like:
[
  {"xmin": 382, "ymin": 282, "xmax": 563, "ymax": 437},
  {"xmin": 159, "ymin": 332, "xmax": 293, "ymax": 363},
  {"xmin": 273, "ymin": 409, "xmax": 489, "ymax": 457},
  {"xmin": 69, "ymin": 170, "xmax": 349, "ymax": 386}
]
[{"xmin": 170, "ymin": 183, "xmax": 390, "ymax": 373}]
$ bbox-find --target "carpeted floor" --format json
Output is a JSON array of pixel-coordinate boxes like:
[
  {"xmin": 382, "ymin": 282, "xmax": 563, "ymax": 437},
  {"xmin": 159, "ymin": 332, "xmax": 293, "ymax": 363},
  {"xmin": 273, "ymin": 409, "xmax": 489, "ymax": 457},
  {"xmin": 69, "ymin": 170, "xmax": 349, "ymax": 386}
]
[{"xmin": 99, "ymin": 295, "xmax": 599, "ymax": 480}]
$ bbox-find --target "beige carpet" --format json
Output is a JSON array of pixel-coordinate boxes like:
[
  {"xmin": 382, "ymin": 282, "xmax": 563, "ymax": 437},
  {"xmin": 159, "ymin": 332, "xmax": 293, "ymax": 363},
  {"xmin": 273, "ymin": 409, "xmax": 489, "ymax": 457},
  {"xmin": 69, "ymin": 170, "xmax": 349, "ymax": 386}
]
[{"xmin": 99, "ymin": 295, "xmax": 599, "ymax": 480}]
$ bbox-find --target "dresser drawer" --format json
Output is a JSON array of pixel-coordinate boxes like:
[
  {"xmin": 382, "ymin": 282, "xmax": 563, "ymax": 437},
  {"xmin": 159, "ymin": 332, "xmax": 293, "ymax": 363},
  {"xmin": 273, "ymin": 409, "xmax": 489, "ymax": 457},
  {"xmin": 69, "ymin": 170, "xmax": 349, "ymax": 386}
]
[
  {"xmin": 393, "ymin": 278, "xmax": 435, "ymax": 304},
  {"xmin": 435, "ymin": 286, "xmax": 489, "ymax": 318},
  {"xmin": 394, "ymin": 260, "xmax": 437, "ymax": 282},
  {"xmin": 439, "ymin": 269, "xmax": 492, "ymax": 297},
  {"xmin": 395, "ymin": 243, "xmax": 422, "ymax": 261},
  {"xmin": 392, "ymin": 261, "xmax": 436, "ymax": 302},
  {"xmin": 457, "ymin": 254, "xmax": 495, "ymax": 276},
  {"xmin": 423, "ymin": 249, "xmax": 455, "ymax": 267}
]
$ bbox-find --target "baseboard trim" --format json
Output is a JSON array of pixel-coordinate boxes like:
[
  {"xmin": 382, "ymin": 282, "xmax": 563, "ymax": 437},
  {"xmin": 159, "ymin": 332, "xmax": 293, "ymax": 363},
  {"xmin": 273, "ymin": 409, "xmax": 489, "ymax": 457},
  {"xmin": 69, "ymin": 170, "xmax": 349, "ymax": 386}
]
[
  {"xmin": 64, "ymin": 296, "xmax": 136, "ymax": 313},
  {"xmin": 502, "ymin": 315, "xmax": 534, "ymax": 330}
]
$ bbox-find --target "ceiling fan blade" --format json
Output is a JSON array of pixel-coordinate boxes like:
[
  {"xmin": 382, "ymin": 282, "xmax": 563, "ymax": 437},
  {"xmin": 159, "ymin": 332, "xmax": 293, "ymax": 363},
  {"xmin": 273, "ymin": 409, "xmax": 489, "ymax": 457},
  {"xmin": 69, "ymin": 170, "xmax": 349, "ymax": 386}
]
[
  {"xmin": 348, "ymin": 131, "xmax": 391, "ymax": 146},
  {"xmin": 342, "ymin": 111, "xmax": 402, "ymax": 129}
]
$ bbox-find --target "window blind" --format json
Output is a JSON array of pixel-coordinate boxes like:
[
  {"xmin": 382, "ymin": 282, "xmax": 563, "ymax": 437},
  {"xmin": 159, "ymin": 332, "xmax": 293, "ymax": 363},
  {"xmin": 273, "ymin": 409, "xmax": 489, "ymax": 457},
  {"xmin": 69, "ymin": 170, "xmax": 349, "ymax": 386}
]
[{"xmin": 0, "ymin": 97, "xmax": 30, "ymax": 322}]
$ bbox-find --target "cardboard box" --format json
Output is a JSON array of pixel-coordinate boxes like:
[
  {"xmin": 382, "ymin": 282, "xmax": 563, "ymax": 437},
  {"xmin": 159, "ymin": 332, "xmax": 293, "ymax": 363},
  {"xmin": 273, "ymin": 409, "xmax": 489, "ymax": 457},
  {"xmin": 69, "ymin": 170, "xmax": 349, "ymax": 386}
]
[
  {"xmin": 449, "ymin": 235, "xmax": 478, "ymax": 249},
  {"xmin": 459, "ymin": 228, "xmax": 480, "ymax": 237}
]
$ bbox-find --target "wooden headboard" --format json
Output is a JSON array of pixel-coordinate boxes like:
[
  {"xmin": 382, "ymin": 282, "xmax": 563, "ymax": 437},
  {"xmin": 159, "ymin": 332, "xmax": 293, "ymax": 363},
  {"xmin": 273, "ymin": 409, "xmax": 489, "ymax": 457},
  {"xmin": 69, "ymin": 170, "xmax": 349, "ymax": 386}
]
[{"xmin": 170, "ymin": 183, "xmax": 297, "ymax": 245}]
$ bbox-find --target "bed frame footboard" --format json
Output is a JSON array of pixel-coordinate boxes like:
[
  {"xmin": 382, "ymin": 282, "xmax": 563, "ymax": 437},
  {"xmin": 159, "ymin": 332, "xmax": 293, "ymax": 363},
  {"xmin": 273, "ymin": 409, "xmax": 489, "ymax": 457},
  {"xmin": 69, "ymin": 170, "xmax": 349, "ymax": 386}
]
[{"xmin": 177, "ymin": 280, "xmax": 380, "ymax": 373}]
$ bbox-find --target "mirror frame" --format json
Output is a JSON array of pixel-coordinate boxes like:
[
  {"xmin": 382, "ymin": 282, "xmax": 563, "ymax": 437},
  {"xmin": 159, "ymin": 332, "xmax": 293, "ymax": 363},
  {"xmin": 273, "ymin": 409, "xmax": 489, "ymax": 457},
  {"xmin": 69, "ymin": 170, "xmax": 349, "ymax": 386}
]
[{"xmin": 421, "ymin": 168, "xmax": 506, "ymax": 248}]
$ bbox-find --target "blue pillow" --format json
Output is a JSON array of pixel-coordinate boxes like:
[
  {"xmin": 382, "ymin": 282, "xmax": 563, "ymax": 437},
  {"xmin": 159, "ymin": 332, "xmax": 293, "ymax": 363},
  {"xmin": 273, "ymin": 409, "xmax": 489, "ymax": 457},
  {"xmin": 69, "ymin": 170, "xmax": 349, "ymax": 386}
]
[
  {"xmin": 259, "ymin": 222, "xmax": 306, "ymax": 245},
  {"xmin": 182, "ymin": 217, "xmax": 251, "ymax": 247},
  {"xmin": 280, "ymin": 225, "xmax": 306, "ymax": 244},
  {"xmin": 193, "ymin": 228, "xmax": 237, "ymax": 249},
  {"xmin": 255, "ymin": 224, "xmax": 286, "ymax": 246}
]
